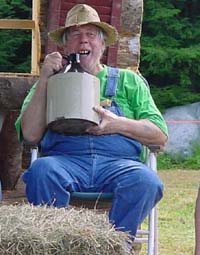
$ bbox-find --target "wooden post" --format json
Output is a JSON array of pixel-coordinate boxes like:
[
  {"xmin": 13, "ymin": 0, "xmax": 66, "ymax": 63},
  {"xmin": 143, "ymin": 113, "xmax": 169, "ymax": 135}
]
[
  {"xmin": 0, "ymin": 76, "xmax": 36, "ymax": 190},
  {"xmin": 32, "ymin": 0, "xmax": 41, "ymax": 75},
  {"xmin": 0, "ymin": 111, "xmax": 22, "ymax": 190}
]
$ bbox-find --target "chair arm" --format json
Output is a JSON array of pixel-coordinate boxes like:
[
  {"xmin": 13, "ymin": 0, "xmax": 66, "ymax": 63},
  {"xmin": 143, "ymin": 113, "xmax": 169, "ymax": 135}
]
[
  {"xmin": 147, "ymin": 145, "xmax": 163, "ymax": 153},
  {"xmin": 23, "ymin": 141, "xmax": 39, "ymax": 165},
  {"xmin": 30, "ymin": 146, "xmax": 39, "ymax": 164}
]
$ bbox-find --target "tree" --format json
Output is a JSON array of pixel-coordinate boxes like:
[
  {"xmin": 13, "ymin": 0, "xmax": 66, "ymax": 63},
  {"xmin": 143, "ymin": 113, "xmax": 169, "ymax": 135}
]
[
  {"xmin": 0, "ymin": 0, "xmax": 32, "ymax": 73},
  {"xmin": 140, "ymin": 0, "xmax": 200, "ymax": 110}
]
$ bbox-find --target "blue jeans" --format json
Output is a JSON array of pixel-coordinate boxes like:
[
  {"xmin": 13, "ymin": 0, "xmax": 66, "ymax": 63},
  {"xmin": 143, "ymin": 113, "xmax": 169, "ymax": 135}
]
[{"xmin": 23, "ymin": 133, "xmax": 163, "ymax": 237}]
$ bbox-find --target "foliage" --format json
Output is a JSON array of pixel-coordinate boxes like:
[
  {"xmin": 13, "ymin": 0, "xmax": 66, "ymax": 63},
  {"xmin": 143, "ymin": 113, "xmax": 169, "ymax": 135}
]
[
  {"xmin": 157, "ymin": 141, "xmax": 200, "ymax": 170},
  {"xmin": 150, "ymin": 85, "xmax": 200, "ymax": 111},
  {"xmin": 0, "ymin": 0, "xmax": 32, "ymax": 73},
  {"xmin": 0, "ymin": 0, "xmax": 32, "ymax": 19},
  {"xmin": 140, "ymin": 0, "xmax": 200, "ymax": 108}
]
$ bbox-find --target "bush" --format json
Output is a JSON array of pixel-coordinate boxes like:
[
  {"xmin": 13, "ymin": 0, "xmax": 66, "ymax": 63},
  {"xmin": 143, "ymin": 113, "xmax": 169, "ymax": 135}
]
[
  {"xmin": 158, "ymin": 142, "xmax": 200, "ymax": 170},
  {"xmin": 140, "ymin": 0, "xmax": 200, "ymax": 108}
]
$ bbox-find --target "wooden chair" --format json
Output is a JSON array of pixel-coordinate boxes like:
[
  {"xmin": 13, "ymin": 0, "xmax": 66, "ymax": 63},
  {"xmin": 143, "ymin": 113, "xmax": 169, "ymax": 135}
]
[{"xmin": 30, "ymin": 144, "xmax": 160, "ymax": 255}]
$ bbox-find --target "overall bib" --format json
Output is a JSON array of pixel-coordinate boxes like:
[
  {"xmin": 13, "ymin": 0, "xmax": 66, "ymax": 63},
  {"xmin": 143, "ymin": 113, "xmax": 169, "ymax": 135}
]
[{"xmin": 23, "ymin": 67, "xmax": 163, "ymax": 236}]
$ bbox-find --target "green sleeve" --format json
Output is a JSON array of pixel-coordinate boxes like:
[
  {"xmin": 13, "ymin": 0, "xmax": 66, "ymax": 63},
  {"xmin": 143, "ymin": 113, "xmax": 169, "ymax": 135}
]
[
  {"xmin": 15, "ymin": 82, "xmax": 37, "ymax": 142},
  {"xmin": 97, "ymin": 66, "xmax": 168, "ymax": 136},
  {"xmin": 118, "ymin": 70, "xmax": 168, "ymax": 136},
  {"xmin": 133, "ymin": 75, "xmax": 168, "ymax": 136}
]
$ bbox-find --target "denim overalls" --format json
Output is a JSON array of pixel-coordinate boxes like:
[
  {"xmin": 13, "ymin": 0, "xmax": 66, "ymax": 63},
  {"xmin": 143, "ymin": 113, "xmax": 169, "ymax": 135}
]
[{"xmin": 23, "ymin": 67, "xmax": 163, "ymax": 236}]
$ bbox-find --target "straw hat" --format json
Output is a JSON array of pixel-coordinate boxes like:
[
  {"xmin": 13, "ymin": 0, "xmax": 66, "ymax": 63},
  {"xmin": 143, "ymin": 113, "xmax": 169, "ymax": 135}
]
[{"xmin": 48, "ymin": 4, "xmax": 118, "ymax": 46}]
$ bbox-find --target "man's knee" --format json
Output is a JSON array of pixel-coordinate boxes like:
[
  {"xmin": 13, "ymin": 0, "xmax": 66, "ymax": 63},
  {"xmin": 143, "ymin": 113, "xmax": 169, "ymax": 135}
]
[
  {"xmin": 27, "ymin": 157, "xmax": 54, "ymax": 179},
  {"xmin": 130, "ymin": 168, "xmax": 164, "ymax": 202}
]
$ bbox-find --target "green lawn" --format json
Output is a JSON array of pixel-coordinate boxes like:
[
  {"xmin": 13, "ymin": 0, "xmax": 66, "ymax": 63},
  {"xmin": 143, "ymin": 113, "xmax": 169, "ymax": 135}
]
[{"xmin": 140, "ymin": 170, "xmax": 200, "ymax": 255}]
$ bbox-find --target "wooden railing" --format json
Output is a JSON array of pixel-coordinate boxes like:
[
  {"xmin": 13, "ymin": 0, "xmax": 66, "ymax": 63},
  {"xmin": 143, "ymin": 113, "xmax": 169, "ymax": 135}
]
[{"xmin": 0, "ymin": 0, "xmax": 41, "ymax": 76}]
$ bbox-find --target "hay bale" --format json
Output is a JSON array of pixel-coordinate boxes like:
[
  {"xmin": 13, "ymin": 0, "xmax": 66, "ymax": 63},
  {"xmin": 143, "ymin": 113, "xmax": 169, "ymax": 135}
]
[{"xmin": 0, "ymin": 204, "xmax": 130, "ymax": 255}]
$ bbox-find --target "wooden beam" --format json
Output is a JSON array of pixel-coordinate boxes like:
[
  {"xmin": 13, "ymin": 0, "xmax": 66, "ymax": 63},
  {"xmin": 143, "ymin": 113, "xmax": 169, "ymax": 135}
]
[
  {"xmin": 0, "ymin": 19, "xmax": 35, "ymax": 29},
  {"xmin": 45, "ymin": 0, "xmax": 62, "ymax": 54},
  {"xmin": 0, "ymin": 73, "xmax": 36, "ymax": 77},
  {"xmin": 31, "ymin": 0, "xmax": 41, "ymax": 75}
]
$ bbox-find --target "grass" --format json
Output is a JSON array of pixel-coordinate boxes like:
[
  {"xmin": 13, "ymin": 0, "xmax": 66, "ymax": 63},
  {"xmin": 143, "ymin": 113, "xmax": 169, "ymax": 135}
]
[
  {"xmin": 157, "ymin": 143, "xmax": 200, "ymax": 170},
  {"xmin": 140, "ymin": 170, "xmax": 199, "ymax": 255}
]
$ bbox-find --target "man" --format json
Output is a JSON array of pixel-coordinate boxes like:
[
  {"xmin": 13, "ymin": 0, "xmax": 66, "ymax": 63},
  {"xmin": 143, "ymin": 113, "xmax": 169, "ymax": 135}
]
[
  {"xmin": 195, "ymin": 187, "xmax": 200, "ymax": 255},
  {"xmin": 15, "ymin": 3, "xmax": 168, "ymax": 245}
]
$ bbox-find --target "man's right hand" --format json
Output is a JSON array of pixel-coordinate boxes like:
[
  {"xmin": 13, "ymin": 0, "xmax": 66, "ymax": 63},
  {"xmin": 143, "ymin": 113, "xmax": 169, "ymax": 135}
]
[{"xmin": 40, "ymin": 52, "xmax": 63, "ymax": 80}]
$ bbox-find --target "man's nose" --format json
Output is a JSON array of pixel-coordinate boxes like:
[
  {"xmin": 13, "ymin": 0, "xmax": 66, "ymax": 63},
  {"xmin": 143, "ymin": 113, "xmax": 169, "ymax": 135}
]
[{"xmin": 79, "ymin": 33, "xmax": 89, "ymax": 43}]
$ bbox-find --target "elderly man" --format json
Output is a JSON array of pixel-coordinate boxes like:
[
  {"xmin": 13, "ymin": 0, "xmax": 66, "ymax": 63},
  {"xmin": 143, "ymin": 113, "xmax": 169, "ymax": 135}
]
[{"xmin": 15, "ymin": 3, "xmax": 168, "ymax": 247}]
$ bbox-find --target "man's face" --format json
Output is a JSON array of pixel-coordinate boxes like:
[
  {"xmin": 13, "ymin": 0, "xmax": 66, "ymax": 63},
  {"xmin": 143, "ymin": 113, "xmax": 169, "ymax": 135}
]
[{"xmin": 64, "ymin": 24, "xmax": 105, "ymax": 74}]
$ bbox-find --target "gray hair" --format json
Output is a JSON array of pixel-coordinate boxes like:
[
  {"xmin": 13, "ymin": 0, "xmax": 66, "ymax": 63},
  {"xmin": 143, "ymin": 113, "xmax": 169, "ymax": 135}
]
[{"xmin": 62, "ymin": 26, "xmax": 107, "ymax": 44}]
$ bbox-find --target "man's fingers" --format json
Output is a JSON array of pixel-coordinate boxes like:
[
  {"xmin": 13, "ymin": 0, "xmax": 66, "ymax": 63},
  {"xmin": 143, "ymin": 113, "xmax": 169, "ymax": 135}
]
[{"xmin": 93, "ymin": 106, "xmax": 108, "ymax": 115}]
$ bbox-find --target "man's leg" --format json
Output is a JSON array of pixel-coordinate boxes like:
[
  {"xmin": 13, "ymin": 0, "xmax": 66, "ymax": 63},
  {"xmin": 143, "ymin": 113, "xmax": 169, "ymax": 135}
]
[
  {"xmin": 99, "ymin": 159, "xmax": 163, "ymax": 237},
  {"xmin": 22, "ymin": 155, "xmax": 90, "ymax": 207},
  {"xmin": 195, "ymin": 186, "xmax": 200, "ymax": 255}
]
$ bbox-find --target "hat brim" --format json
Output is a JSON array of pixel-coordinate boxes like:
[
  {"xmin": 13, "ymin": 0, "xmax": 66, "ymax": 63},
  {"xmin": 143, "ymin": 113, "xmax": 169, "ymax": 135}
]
[{"xmin": 48, "ymin": 21, "xmax": 118, "ymax": 46}]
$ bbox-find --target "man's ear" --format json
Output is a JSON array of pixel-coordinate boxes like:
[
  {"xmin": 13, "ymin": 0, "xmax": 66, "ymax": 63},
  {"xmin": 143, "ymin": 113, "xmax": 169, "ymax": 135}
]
[
  {"xmin": 103, "ymin": 40, "xmax": 106, "ymax": 49},
  {"xmin": 101, "ymin": 42, "xmax": 106, "ymax": 55}
]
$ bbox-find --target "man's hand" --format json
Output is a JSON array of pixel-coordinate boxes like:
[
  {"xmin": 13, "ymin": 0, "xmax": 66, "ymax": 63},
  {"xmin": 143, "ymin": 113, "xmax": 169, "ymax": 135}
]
[
  {"xmin": 86, "ymin": 106, "xmax": 120, "ymax": 135},
  {"xmin": 40, "ymin": 52, "xmax": 63, "ymax": 80},
  {"xmin": 86, "ymin": 106, "xmax": 167, "ymax": 146},
  {"xmin": 21, "ymin": 52, "xmax": 64, "ymax": 143}
]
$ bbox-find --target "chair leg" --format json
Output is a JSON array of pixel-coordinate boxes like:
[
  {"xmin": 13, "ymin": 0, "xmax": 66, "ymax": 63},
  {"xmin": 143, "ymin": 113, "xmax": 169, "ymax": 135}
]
[
  {"xmin": 148, "ymin": 207, "xmax": 155, "ymax": 255},
  {"xmin": 147, "ymin": 206, "xmax": 158, "ymax": 255},
  {"xmin": 147, "ymin": 151, "xmax": 159, "ymax": 255},
  {"xmin": 154, "ymin": 208, "xmax": 158, "ymax": 255}
]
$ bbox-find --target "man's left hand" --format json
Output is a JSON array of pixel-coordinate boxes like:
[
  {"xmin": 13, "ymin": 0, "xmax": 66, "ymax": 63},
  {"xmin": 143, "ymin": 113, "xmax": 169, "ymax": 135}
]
[{"xmin": 86, "ymin": 106, "xmax": 119, "ymax": 135}]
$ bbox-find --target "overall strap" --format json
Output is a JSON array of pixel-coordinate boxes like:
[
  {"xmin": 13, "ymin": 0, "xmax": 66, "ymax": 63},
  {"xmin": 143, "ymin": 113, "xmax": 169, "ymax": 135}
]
[{"xmin": 105, "ymin": 66, "xmax": 120, "ymax": 97}]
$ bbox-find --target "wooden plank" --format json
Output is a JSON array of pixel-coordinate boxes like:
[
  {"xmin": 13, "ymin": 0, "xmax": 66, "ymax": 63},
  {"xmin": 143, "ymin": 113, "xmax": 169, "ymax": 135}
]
[
  {"xmin": 45, "ymin": 0, "xmax": 61, "ymax": 54},
  {"xmin": 93, "ymin": 6, "xmax": 111, "ymax": 15},
  {"xmin": 61, "ymin": 0, "xmax": 112, "ymax": 6},
  {"xmin": 0, "ymin": 73, "xmax": 36, "ymax": 77},
  {"xmin": 107, "ymin": 46, "xmax": 118, "ymax": 67},
  {"xmin": 0, "ymin": 19, "xmax": 35, "ymax": 29},
  {"xmin": 101, "ymin": 16, "xmax": 111, "ymax": 23},
  {"xmin": 107, "ymin": 0, "xmax": 122, "ymax": 67},
  {"xmin": 60, "ymin": 3, "xmax": 76, "ymax": 13},
  {"xmin": 61, "ymin": 3, "xmax": 111, "ymax": 15},
  {"xmin": 110, "ymin": 0, "xmax": 122, "ymax": 29},
  {"xmin": 31, "ymin": 0, "xmax": 41, "ymax": 75},
  {"xmin": 110, "ymin": 16, "xmax": 120, "ymax": 30}
]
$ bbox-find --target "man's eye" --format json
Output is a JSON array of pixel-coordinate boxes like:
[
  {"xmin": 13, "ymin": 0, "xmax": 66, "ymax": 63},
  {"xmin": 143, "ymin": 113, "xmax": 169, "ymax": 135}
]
[
  {"xmin": 71, "ymin": 31, "xmax": 80, "ymax": 37},
  {"xmin": 87, "ymin": 32, "xmax": 96, "ymax": 37}
]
